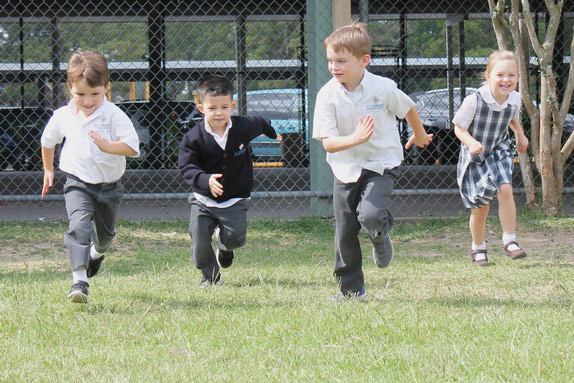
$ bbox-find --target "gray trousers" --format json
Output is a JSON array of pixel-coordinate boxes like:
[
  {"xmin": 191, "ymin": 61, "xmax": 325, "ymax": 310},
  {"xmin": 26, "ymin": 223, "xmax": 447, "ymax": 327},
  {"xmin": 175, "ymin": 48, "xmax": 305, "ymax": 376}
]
[
  {"xmin": 188, "ymin": 197, "xmax": 248, "ymax": 282},
  {"xmin": 333, "ymin": 168, "xmax": 397, "ymax": 294},
  {"xmin": 63, "ymin": 175, "xmax": 123, "ymax": 272}
]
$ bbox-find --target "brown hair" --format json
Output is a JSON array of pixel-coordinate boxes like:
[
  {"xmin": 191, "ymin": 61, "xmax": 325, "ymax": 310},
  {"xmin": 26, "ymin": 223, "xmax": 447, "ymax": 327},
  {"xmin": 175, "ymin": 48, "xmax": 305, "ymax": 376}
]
[
  {"xmin": 483, "ymin": 50, "xmax": 519, "ymax": 84},
  {"xmin": 324, "ymin": 21, "xmax": 372, "ymax": 59},
  {"xmin": 67, "ymin": 50, "xmax": 109, "ymax": 88}
]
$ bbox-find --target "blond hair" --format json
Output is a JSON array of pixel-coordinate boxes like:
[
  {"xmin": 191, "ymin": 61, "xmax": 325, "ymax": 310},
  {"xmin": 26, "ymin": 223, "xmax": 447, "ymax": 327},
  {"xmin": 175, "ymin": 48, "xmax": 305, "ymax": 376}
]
[
  {"xmin": 483, "ymin": 50, "xmax": 519, "ymax": 84},
  {"xmin": 324, "ymin": 21, "xmax": 372, "ymax": 59},
  {"xmin": 67, "ymin": 50, "xmax": 109, "ymax": 88}
]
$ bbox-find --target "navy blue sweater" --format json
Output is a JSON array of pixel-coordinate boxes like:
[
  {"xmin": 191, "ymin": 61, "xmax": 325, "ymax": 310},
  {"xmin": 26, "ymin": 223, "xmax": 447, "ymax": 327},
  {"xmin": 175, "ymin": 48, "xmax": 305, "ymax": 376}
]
[{"xmin": 178, "ymin": 116, "xmax": 278, "ymax": 203}]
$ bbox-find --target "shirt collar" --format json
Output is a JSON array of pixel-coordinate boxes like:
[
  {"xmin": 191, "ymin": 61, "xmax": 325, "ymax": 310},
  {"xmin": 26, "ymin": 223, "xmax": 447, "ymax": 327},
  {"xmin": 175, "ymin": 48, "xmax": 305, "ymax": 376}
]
[
  {"xmin": 335, "ymin": 69, "xmax": 370, "ymax": 93},
  {"xmin": 203, "ymin": 117, "xmax": 233, "ymax": 137},
  {"xmin": 478, "ymin": 84, "xmax": 520, "ymax": 107},
  {"xmin": 67, "ymin": 98, "xmax": 107, "ymax": 119}
]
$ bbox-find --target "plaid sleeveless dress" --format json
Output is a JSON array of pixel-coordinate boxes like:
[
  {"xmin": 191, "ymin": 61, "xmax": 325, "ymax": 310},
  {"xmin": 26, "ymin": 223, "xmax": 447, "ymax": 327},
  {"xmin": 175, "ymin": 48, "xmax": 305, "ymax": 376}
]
[{"xmin": 457, "ymin": 92, "xmax": 516, "ymax": 208}]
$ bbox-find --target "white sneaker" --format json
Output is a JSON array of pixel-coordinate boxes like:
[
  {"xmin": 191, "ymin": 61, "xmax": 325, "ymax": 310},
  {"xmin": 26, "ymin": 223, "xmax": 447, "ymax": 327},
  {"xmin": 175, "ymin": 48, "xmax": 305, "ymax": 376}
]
[
  {"xmin": 332, "ymin": 288, "xmax": 367, "ymax": 302},
  {"xmin": 200, "ymin": 278, "xmax": 222, "ymax": 288}
]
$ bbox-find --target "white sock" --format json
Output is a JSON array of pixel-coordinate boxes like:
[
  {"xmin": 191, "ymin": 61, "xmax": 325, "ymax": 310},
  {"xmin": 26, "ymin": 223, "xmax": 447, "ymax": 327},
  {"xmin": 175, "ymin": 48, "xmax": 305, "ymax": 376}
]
[
  {"xmin": 90, "ymin": 245, "xmax": 104, "ymax": 260},
  {"xmin": 502, "ymin": 233, "xmax": 520, "ymax": 251},
  {"xmin": 472, "ymin": 242, "xmax": 487, "ymax": 261},
  {"xmin": 72, "ymin": 267, "xmax": 88, "ymax": 284}
]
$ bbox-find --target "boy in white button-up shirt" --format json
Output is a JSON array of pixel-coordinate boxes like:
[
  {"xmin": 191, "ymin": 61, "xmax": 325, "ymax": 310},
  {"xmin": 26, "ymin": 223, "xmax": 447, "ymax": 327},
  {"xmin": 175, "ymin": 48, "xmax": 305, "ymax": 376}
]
[
  {"xmin": 312, "ymin": 22, "xmax": 432, "ymax": 301},
  {"xmin": 41, "ymin": 50, "xmax": 140, "ymax": 303}
]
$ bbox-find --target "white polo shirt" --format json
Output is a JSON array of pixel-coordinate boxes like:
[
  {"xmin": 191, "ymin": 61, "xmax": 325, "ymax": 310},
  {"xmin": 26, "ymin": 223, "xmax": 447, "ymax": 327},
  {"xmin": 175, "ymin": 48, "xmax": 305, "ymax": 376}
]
[
  {"xmin": 452, "ymin": 84, "xmax": 521, "ymax": 129},
  {"xmin": 41, "ymin": 98, "xmax": 140, "ymax": 184},
  {"xmin": 312, "ymin": 70, "xmax": 415, "ymax": 183}
]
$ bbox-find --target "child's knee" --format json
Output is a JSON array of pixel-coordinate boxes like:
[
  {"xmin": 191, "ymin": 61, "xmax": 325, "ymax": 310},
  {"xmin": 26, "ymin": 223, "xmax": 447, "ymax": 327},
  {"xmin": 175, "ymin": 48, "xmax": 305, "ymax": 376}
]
[
  {"xmin": 220, "ymin": 230, "xmax": 246, "ymax": 250},
  {"xmin": 66, "ymin": 222, "xmax": 92, "ymax": 245},
  {"xmin": 360, "ymin": 210, "xmax": 393, "ymax": 236},
  {"xmin": 497, "ymin": 184, "xmax": 513, "ymax": 200}
]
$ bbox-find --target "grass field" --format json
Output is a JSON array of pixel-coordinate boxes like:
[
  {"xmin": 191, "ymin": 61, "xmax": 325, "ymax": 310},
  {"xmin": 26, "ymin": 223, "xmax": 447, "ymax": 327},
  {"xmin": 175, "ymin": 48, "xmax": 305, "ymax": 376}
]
[{"xmin": 1, "ymin": 214, "xmax": 573, "ymax": 382}]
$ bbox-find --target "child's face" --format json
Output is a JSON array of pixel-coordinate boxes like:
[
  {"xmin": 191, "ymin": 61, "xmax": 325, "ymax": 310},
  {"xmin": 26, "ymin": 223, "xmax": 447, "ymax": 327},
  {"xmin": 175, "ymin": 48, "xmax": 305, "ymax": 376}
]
[
  {"xmin": 68, "ymin": 79, "xmax": 109, "ymax": 118},
  {"xmin": 326, "ymin": 45, "xmax": 370, "ymax": 91},
  {"xmin": 197, "ymin": 94, "xmax": 237, "ymax": 131},
  {"xmin": 485, "ymin": 59, "xmax": 519, "ymax": 101}
]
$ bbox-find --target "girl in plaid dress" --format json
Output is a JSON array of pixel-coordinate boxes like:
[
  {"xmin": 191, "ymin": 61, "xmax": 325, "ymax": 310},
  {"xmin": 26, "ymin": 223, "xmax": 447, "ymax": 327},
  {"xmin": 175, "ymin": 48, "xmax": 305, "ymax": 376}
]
[{"xmin": 453, "ymin": 50, "xmax": 529, "ymax": 266}]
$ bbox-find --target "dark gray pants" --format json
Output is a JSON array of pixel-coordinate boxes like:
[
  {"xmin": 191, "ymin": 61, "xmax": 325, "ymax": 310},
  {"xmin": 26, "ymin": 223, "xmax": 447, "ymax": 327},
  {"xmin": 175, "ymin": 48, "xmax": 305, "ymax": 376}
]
[
  {"xmin": 333, "ymin": 168, "xmax": 397, "ymax": 294},
  {"xmin": 63, "ymin": 175, "xmax": 123, "ymax": 272},
  {"xmin": 188, "ymin": 197, "xmax": 248, "ymax": 282}
]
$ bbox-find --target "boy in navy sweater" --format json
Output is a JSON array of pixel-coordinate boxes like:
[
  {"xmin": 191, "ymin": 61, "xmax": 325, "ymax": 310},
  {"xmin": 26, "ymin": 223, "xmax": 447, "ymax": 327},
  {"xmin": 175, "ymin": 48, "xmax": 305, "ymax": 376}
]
[{"xmin": 178, "ymin": 75, "xmax": 282, "ymax": 286}]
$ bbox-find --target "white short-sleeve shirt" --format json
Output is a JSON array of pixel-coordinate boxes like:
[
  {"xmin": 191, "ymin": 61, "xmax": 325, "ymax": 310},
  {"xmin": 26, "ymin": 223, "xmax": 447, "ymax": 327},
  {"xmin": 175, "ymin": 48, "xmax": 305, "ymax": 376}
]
[
  {"xmin": 452, "ymin": 84, "xmax": 521, "ymax": 129},
  {"xmin": 41, "ymin": 98, "xmax": 140, "ymax": 184},
  {"xmin": 312, "ymin": 70, "xmax": 414, "ymax": 183}
]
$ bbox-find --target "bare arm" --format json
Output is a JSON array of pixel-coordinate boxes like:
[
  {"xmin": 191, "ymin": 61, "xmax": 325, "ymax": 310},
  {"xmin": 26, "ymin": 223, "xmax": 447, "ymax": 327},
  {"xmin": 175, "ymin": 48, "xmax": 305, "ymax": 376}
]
[
  {"xmin": 454, "ymin": 123, "xmax": 483, "ymax": 155},
  {"xmin": 321, "ymin": 115, "xmax": 374, "ymax": 153},
  {"xmin": 404, "ymin": 106, "xmax": 433, "ymax": 149},
  {"xmin": 41, "ymin": 146, "xmax": 56, "ymax": 197},
  {"xmin": 509, "ymin": 120, "xmax": 529, "ymax": 154}
]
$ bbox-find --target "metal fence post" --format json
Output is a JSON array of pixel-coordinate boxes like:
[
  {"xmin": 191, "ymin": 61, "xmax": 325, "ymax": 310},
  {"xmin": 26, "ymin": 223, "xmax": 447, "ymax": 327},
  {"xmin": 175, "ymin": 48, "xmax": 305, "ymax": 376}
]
[{"xmin": 307, "ymin": 0, "xmax": 337, "ymax": 216}]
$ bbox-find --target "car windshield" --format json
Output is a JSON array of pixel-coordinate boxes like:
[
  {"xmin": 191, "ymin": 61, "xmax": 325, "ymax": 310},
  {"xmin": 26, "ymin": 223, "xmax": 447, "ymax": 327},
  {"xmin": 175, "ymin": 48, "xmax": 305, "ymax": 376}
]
[{"xmin": 245, "ymin": 93, "xmax": 301, "ymax": 120}]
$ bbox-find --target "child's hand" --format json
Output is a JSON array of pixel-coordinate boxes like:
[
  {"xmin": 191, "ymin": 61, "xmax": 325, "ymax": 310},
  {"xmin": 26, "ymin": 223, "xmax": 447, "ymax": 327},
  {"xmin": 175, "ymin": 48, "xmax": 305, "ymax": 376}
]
[
  {"xmin": 209, "ymin": 174, "xmax": 224, "ymax": 198},
  {"xmin": 89, "ymin": 130, "xmax": 111, "ymax": 152},
  {"xmin": 516, "ymin": 134, "xmax": 529, "ymax": 154},
  {"xmin": 276, "ymin": 134, "xmax": 283, "ymax": 142},
  {"xmin": 405, "ymin": 132, "xmax": 433, "ymax": 149},
  {"xmin": 354, "ymin": 115, "xmax": 374, "ymax": 145},
  {"xmin": 42, "ymin": 170, "xmax": 54, "ymax": 198},
  {"xmin": 468, "ymin": 141, "xmax": 484, "ymax": 155}
]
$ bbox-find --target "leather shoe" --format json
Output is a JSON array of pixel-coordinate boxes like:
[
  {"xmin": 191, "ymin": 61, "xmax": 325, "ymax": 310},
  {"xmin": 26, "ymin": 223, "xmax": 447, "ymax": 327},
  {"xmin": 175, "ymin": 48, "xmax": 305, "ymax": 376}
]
[
  {"xmin": 471, "ymin": 250, "xmax": 489, "ymax": 266},
  {"xmin": 504, "ymin": 241, "xmax": 526, "ymax": 259}
]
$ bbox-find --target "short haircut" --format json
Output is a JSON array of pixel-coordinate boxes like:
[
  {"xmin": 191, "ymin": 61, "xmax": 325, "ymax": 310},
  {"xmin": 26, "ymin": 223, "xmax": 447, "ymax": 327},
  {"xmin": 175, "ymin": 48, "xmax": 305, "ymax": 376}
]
[
  {"xmin": 324, "ymin": 21, "xmax": 372, "ymax": 59},
  {"xmin": 197, "ymin": 74, "xmax": 234, "ymax": 103},
  {"xmin": 67, "ymin": 50, "xmax": 109, "ymax": 88}
]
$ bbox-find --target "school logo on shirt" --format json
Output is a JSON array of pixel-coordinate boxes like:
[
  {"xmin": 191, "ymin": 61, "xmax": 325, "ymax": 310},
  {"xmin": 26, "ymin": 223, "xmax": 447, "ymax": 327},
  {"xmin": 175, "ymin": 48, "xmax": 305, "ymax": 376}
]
[
  {"xmin": 366, "ymin": 96, "xmax": 384, "ymax": 112},
  {"xmin": 234, "ymin": 144, "xmax": 247, "ymax": 157},
  {"xmin": 93, "ymin": 123, "xmax": 111, "ymax": 131}
]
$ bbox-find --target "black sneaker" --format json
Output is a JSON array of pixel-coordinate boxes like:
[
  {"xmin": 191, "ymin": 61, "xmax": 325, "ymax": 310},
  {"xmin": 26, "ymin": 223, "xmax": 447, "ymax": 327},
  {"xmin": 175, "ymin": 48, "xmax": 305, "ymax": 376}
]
[
  {"xmin": 216, "ymin": 248, "xmax": 234, "ymax": 269},
  {"xmin": 67, "ymin": 281, "xmax": 89, "ymax": 303},
  {"xmin": 87, "ymin": 255, "xmax": 105, "ymax": 278}
]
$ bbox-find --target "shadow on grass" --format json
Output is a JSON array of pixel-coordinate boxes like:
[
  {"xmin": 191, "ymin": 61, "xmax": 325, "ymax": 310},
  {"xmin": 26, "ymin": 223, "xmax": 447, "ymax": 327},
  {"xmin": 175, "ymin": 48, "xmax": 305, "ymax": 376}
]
[
  {"xmin": 427, "ymin": 296, "xmax": 573, "ymax": 309},
  {"xmin": 519, "ymin": 262, "xmax": 574, "ymax": 269},
  {"xmin": 124, "ymin": 291, "xmax": 298, "ymax": 312},
  {"xmin": 217, "ymin": 274, "xmax": 327, "ymax": 289}
]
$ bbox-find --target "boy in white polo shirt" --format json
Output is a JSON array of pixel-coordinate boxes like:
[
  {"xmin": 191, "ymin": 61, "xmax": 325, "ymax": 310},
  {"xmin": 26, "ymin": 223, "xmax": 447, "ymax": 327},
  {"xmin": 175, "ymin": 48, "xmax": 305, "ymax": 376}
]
[
  {"xmin": 41, "ymin": 50, "xmax": 140, "ymax": 303},
  {"xmin": 312, "ymin": 22, "xmax": 433, "ymax": 301}
]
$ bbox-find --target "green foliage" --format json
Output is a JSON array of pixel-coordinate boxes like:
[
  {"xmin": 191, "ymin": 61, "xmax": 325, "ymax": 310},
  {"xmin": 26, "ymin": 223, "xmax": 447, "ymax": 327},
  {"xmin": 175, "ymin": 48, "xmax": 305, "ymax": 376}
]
[{"xmin": 1, "ymin": 217, "xmax": 574, "ymax": 381}]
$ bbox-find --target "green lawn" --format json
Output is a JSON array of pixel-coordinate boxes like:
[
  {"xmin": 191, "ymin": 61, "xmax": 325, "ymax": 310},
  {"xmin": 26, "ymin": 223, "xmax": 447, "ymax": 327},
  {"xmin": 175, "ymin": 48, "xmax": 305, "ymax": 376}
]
[{"xmin": 1, "ymin": 215, "xmax": 573, "ymax": 382}]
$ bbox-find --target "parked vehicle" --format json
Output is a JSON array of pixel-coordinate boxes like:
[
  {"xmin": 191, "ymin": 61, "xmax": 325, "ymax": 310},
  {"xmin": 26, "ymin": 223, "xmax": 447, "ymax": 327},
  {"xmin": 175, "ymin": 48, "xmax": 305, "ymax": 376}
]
[
  {"xmin": 0, "ymin": 107, "xmax": 53, "ymax": 171},
  {"xmin": 234, "ymin": 88, "xmax": 309, "ymax": 167},
  {"xmin": 408, "ymin": 88, "xmax": 477, "ymax": 165},
  {"xmin": 116, "ymin": 100, "xmax": 203, "ymax": 168}
]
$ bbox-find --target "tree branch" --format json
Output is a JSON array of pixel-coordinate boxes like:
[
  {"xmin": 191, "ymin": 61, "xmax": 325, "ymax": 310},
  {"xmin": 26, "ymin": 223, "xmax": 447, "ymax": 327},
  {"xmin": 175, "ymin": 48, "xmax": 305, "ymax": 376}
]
[
  {"xmin": 560, "ymin": 24, "xmax": 574, "ymax": 120},
  {"xmin": 521, "ymin": 0, "xmax": 544, "ymax": 57},
  {"xmin": 488, "ymin": 0, "xmax": 510, "ymax": 49}
]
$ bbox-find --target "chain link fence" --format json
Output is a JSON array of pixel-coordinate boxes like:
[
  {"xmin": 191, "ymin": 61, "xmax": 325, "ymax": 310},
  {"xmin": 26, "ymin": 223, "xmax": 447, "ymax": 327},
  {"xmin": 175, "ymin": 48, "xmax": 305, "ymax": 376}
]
[{"xmin": 1, "ymin": 1, "xmax": 573, "ymax": 220}]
